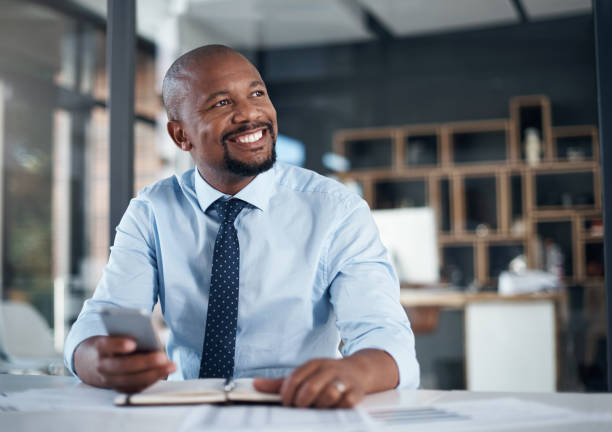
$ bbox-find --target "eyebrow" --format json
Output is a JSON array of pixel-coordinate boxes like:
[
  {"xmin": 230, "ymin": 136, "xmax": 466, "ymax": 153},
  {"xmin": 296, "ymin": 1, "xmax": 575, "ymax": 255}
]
[
  {"xmin": 203, "ymin": 81, "xmax": 265, "ymax": 105},
  {"xmin": 203, "ymin": 90, "xmax": 230, "ymax": 105}
]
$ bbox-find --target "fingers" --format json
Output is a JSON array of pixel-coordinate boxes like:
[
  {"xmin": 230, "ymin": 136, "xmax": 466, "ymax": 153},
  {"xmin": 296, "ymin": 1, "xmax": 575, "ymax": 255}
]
[
  {"xmin": 74, "ymin": 336, "xmax": 176, "ymax": 393},
  {"xmin": 253, "ymin": 377, "xmax": 284, "ymax": 394},
  {"xmin": 278, "ymin": 358, "xmax": 367, "ymax": 408},
  {"xmin": 91, "ymin": 336, "xmax": 176, "ymax": 393},
  {"xmin": 98, "ymin": 351, "xmax": 172, "ymax": 375},
  {"xmin": 293, "ymin": 368, "xmax": 338, "ymax": 407},
  {"xmin": 300, "ymin": 374, "xmax": 363, "ymax": 409},
  {"xmin": 103, "ymin": 365, "xmax": 175, "ymax": 394},
  {"xmin": 280, "ymin": 360, "xmax": 322, "ymax": 406},
  {"xmin": 98, "ymin": 352, "xmax": 176, "ymax": 393},
  {"xmin": 336, "ymin": 387, "xmax": 364, "ymax": 409},
  {"xmin": 313, "ymin": 381, "xmax": 347, "ymax": 408},
  {"xmin": 95, "ymin": 336, "xmax": 138, "ymax": 356}
]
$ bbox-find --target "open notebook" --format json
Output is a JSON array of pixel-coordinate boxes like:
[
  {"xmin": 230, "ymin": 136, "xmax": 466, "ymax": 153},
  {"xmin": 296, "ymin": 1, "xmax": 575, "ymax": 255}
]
[{"xmin": 114, "ymin": 378, "xmax": 282, "ymax": 406}]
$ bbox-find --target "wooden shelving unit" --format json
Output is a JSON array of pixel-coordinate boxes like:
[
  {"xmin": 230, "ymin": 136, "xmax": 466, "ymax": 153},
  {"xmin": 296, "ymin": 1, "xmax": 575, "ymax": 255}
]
[{"xmin": 334, "ymin": 95, "xmax": 602, "ymax": 288}]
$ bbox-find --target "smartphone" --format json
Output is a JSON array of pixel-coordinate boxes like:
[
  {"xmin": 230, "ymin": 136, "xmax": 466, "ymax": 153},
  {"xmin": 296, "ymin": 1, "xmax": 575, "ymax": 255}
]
[{"xmin": 100, "ymin": 307, "xmax": 161, "ymax": 353}]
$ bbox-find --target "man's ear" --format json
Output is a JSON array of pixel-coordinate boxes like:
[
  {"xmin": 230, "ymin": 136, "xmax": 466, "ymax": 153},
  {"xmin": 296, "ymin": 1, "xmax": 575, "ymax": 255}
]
[{"xmin": 167, "ymin": 121, "xmax": 192, "ymax": 151}]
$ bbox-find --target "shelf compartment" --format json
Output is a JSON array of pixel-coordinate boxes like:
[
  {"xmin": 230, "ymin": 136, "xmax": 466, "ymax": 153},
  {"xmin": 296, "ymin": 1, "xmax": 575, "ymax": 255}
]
[
  {"xmin": 464, "ymin": 176, "xmax": 498, "ymax": 232},
  {"xmin": 447, "ymin": 120, "xmax": 509, "ymax": 164},
  {"xmin": 374, "ymin": 179, "xmax": 427, "ymax": 209},
  {"xmin": 334, "ymin": 129, "xmax": 397, "ymax": 171},
  {"xmin": 536, "ymin": 220, "xmax": 574, "ymax": 278},
  {"xmin": 404, "ymin": 134, "xmax": 438, "ymax": 167},
  {"xmin": 442, "ymin": 244, "xmax": 475, "ymax": 288},
  {"xmin": 553, "ymin": 126, "xmax": 599, "ymax": 162},
  {"xmin": 584, "ymin": 240, "xmax": 604, "ymax": 278},
  {"xmin": 535, "ymin": 171, "xmax": 595, "ymax": 208},
  {"xmin": 345, "ymin": 137, "xmax": 393, "ymax": 170},
  {"xmin": 510, "ymin": 95, "xmax": 553, "ymax": 162},
  {"xmin": 556, "ymin": 136, "xmax": 594, "ymax": 161},
  {"xmin": 582, "ymin": 216, "xmax": 604, "ymax": 237},
  {"xmin": 488, "ymin": 242, "xmax": 525, "ymax": 279}
]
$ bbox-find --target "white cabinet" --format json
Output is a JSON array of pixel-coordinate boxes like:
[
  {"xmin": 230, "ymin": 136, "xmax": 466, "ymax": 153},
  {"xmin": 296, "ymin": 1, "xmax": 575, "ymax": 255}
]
[{"xmin": 465, "ymin": 300, "xmax": 556, "ymax": 392}]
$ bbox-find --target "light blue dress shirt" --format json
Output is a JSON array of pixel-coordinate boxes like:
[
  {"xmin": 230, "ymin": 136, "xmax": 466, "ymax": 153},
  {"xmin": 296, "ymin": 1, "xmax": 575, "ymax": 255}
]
[{"xmin": 64, "ymin": 162, "xmax": 420, "ymax": 388}]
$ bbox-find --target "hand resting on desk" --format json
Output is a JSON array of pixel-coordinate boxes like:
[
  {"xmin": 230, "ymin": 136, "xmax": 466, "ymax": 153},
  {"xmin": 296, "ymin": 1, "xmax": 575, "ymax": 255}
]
[
  {"xmin": 74, "ymin": 336, "xmax": 176, "ymax": 394},
  {"xmin": 253, "ymin": 348, "xmax": 399, "ymax": 408}
]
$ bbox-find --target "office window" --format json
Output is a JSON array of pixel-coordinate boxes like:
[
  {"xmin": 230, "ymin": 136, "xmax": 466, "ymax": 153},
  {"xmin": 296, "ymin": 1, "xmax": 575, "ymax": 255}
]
[
  {"xmin": 1, "ymin": 2, "xmax": 104, "ymax": 336},
  {"xmin": 0, "ymin": 1, "xmax": 163, "ymax": 359}
]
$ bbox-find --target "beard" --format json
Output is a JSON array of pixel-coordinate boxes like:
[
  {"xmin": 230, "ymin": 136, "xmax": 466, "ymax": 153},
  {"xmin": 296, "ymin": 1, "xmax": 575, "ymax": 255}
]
[
  {"xmin": 222, "ymin": 124, "xmax": 277, "ymax": 177},
  {"xmin": 224, "ymin": 145, "xmax": 276, "ymax": 177}
]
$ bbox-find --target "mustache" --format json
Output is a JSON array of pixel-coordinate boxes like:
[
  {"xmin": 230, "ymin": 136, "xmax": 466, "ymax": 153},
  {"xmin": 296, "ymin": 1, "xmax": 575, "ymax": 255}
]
[{"xmin": 222, "ymin": 122, "xmax": 274, "ymax": 142}]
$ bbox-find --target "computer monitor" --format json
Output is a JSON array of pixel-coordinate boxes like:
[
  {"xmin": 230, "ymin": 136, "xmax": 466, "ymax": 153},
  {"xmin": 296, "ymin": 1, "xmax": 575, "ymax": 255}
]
[{"xmin": 371, "ymin": 207, "xmax": 439, "ymax": 285}]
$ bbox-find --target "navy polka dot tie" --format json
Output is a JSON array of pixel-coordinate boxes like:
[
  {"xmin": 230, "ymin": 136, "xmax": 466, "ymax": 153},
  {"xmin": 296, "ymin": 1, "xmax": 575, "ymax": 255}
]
[{"xmin": 199, "ymin": 198, "xmax": 247, "ymax": 379}]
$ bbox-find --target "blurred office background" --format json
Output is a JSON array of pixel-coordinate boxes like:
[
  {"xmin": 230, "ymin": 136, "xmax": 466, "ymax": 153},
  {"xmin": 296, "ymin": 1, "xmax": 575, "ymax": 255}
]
[{"xmin": 0, "ymin": 0, "xmax": 607, "ymax": 392}]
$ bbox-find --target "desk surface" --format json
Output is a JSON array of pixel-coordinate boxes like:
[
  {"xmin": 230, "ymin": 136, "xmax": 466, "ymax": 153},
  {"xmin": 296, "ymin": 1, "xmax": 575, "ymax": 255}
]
[
  {"xmin": 2, "ymin": 374, "xmax": 611, "ymax": 432},
  {"xmin": 400, "ymin": 288, "xmax": 562, "ymax": 308}
]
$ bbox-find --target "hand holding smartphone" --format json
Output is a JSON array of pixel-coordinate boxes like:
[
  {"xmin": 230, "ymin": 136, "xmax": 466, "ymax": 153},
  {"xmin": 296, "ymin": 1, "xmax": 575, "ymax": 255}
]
[{"xmin": 74, "ymin": 307, "xmax": 175, "ymax": 393}]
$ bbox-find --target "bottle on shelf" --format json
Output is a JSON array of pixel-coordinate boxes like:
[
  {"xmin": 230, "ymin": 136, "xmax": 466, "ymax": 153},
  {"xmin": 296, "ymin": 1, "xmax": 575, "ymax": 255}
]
[
  {"xmin": 544, "ymin": 238, "xmax": 564, "ymax": 281},
  {"xmin": 525, "ymin": 127, "xmax": 542, "ymax": 166}
]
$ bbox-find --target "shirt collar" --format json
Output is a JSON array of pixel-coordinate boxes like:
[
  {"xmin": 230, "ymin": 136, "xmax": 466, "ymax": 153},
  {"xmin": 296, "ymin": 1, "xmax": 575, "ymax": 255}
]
[{"xmin": 194, "ymin": 165, "xmax": 275, "ymax": 213}]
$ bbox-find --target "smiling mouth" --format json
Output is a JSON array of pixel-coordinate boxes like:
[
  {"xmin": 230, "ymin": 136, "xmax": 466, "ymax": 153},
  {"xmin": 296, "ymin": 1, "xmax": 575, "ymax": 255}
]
[{"xmin": 226, "ymin": 127, "xmax": 269, "ymax": 149}]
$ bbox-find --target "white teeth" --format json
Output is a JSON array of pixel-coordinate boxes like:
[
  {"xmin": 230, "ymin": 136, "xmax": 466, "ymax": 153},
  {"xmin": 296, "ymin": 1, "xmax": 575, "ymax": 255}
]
[{"xmin": 236, "ymin": 130, "xmax": 263, "ymax": 143}]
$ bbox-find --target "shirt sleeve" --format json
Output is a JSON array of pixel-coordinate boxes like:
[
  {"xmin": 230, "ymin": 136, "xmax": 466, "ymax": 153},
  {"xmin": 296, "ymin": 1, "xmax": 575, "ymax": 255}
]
[
  {"xmin": 327, "ymin": 198, "xmax": 420, "ymax": 389},
  {"xmin": 63, "ymin": 197, "xmax": 159, "ymax": 376}
]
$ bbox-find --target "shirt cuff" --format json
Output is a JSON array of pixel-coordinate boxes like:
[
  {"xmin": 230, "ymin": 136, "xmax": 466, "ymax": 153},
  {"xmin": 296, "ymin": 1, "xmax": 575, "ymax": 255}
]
[
  {"xmin": 63, "ymin": 314, "xmax": 108, "ymax": 377},
  {"xmin": 342, "ymin": 335, "xmax": 420, "ymax": 389}
]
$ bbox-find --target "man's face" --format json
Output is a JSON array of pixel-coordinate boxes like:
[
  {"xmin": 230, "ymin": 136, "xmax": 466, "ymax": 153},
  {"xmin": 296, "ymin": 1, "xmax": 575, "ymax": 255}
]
[{"xmin": 177, "ymin": 53, "xmax": 278, "ymax": 180}]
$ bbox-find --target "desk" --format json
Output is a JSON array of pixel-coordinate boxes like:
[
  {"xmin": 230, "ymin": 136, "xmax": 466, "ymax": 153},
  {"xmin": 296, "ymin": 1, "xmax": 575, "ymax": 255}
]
[
  {"xmin": 399, "ymin": 288, "xmax": 562, "ymax": 308},
  {"xmin": 2, "ymin": 375, "xmax": 611, "ymax": 432},
  {"xmin": 400, "ymin": 289, "xmax": 563, "ymax": 392}
]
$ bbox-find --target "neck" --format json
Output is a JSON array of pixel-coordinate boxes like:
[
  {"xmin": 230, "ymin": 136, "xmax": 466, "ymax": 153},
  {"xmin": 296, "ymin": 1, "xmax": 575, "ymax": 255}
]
[{"xmin": 196, "ymin": 166, "xmax": 255, "ymax": 195}]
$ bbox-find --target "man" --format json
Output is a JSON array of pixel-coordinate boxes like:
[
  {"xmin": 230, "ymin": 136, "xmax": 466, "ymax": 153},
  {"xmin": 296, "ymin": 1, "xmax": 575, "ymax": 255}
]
[{"xmin": 65, "ymin": 45, "xmax": 419, "ymax": 408}]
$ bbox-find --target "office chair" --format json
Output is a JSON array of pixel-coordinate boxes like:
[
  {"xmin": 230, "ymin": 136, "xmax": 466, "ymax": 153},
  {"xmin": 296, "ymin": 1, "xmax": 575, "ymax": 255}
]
[{"xmin": 0, "ymin": 300, "xmax": 65, "ymax": 375}]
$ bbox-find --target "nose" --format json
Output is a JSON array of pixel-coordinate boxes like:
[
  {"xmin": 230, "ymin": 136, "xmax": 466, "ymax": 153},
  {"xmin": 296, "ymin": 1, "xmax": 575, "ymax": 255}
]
[{"xmin": 231, "ymin": 98, "xmax": 260, "ymax": 123}]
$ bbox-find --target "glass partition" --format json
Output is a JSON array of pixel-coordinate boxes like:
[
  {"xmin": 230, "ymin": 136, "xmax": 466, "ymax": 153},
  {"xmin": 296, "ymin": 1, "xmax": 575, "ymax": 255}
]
[{"xmin": 0, "ymin": 1, "xmax": 162, "ymax": 370}]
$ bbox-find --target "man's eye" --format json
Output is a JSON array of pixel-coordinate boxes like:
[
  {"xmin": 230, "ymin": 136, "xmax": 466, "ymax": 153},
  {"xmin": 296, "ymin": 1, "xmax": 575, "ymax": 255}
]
[
  {"xmin": 213, "ymin": 99, "xmax": 230, "ymax": 108},
  {"xmin": 252, "ymin": 90, "xmax": 264, "ymax": 97}
]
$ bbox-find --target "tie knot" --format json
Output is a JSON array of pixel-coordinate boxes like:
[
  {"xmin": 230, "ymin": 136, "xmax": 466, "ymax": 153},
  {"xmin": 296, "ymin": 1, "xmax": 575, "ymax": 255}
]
[{"xmin": 213, "ymin": 198, "xmax": 246, "ymax": 223}]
